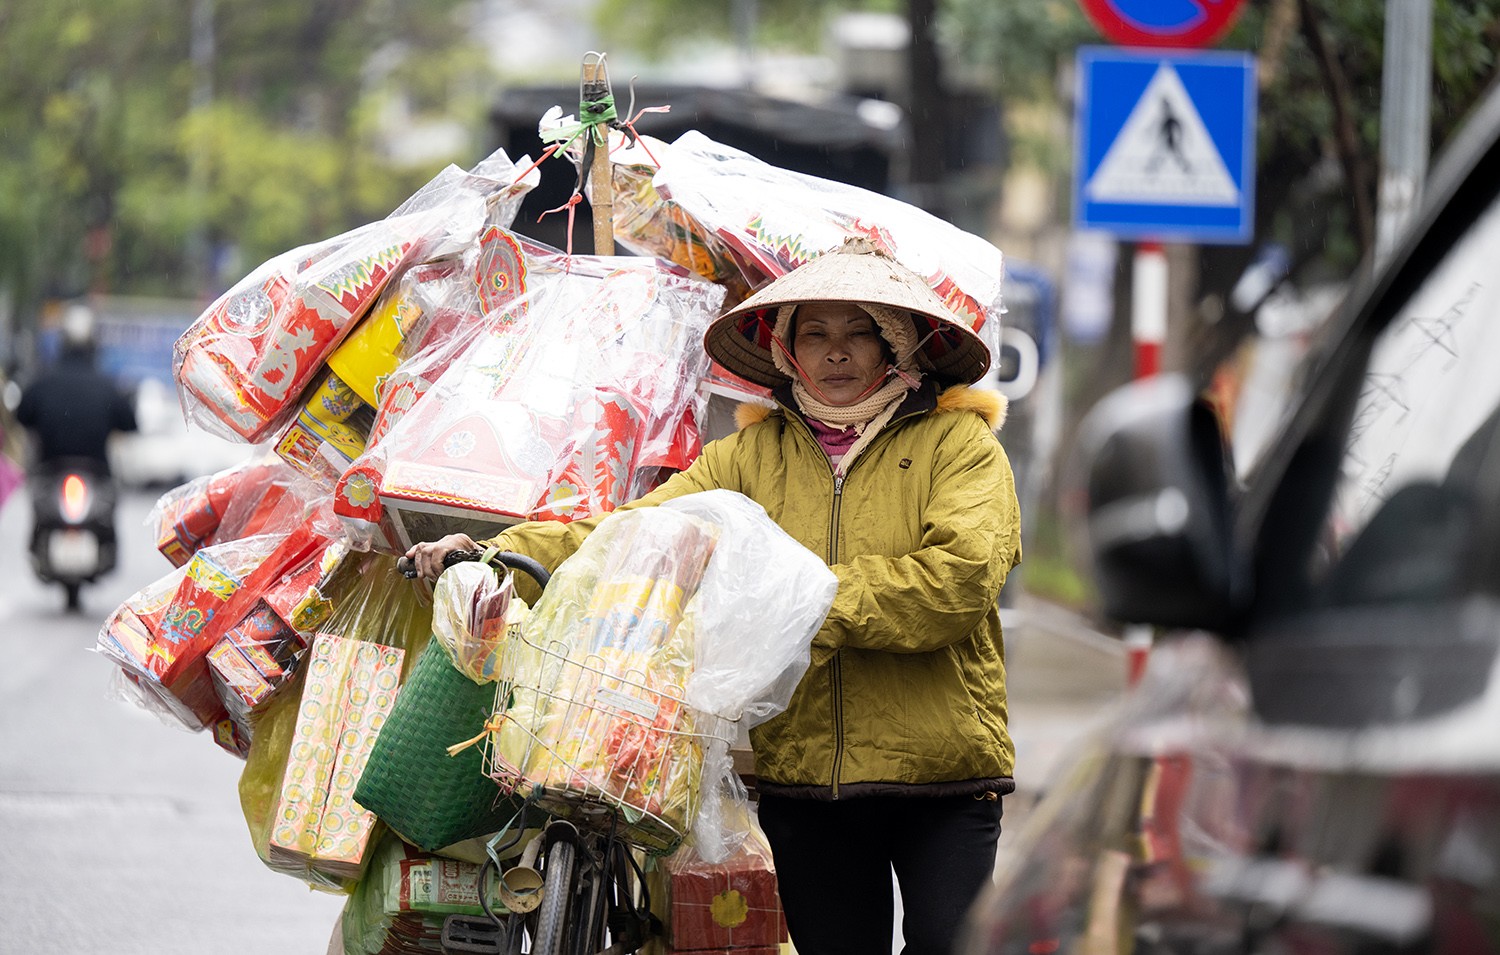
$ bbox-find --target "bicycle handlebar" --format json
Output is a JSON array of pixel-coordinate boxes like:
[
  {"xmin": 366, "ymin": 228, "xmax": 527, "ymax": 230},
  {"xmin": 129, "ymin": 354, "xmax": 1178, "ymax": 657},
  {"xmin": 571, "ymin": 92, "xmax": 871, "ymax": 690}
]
[{"xmin": 396, "ymin": 549, "xmax": 552, "ymax": 591}]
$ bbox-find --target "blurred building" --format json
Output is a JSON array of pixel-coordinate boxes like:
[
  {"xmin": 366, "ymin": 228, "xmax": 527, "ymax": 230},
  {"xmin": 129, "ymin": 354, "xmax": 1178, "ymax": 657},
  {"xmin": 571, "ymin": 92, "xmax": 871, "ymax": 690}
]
[{"xmin": 484, "ymin": 10, "xmax": 1008, "ymax": 250}]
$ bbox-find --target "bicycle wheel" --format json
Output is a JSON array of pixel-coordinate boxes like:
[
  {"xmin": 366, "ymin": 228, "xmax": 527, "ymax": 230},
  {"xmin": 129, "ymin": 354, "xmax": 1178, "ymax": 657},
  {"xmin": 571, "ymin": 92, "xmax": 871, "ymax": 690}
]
[{"xmin": 532, "ymin": 838, "xmax": 577, "ymax": 955}]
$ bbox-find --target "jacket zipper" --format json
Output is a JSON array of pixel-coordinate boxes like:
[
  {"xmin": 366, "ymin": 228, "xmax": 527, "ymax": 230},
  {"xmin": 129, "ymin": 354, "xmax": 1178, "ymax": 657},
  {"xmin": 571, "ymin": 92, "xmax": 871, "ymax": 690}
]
[
  {"xmin": 829, "ymin": 472, "xmax": 845, "ymax": 798},
  {"xmin": 786, "ymin": 405, "xmax": 922, "ymax": 800}
]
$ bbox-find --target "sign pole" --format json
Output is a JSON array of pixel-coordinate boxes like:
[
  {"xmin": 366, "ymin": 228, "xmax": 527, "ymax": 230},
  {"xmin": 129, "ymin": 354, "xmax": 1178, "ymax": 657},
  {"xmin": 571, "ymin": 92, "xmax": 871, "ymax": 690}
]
[
  {"xmin": 1131, "ymin": 240, "xmax": 1166, "ymax": 378},
  {"xmin": 1125, "ymin": 236, "xmax": 1165, "ymax": 685},
  {"xmin": 1071, "ymin": 5, "xmax": 1256, "ymax": 688}
]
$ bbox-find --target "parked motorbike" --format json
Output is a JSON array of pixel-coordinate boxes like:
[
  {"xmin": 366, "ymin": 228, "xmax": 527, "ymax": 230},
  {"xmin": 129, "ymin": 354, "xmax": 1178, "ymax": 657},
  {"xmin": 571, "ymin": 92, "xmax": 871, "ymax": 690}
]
[{"xmin": 28, "ymin": 457, "xmax": 118, "ymax": 611}]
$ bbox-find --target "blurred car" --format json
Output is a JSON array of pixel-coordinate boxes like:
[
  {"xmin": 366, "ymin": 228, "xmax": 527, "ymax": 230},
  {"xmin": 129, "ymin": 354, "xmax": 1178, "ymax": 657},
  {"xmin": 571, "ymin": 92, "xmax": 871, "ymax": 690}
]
[
  {"xmin": 962, "ymin": 83, "xmax": 1500, "ymax": 952},
  {"xmin": 110, "ymin": 375, "xmax": 252, "ymax": 488}
]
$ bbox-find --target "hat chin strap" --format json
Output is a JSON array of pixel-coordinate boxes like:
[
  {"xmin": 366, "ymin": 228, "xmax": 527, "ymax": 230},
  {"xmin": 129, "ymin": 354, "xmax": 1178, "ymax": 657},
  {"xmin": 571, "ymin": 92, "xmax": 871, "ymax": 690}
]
[
  {"xmin": 769, "ymin": 334, "xmax": 895, "ymax": 406},
  {"xmin": 759, "ymin": 311, "xmax": 933, "ymax": 404}
]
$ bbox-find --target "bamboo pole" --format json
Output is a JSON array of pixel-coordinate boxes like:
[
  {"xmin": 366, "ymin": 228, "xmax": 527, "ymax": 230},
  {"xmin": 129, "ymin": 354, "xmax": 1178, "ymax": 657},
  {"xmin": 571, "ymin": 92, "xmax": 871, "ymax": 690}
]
[{"xmin": 582, "ymin": 55, "xmax": 616, "ymax": 256}]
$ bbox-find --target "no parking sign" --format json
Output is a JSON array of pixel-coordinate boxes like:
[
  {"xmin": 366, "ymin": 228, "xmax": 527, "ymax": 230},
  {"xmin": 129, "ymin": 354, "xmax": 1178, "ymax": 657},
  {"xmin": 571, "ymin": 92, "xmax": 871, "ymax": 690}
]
[{"xmin": 1079, "ymin": 0, "xmax": 1247, "ymax": 48}]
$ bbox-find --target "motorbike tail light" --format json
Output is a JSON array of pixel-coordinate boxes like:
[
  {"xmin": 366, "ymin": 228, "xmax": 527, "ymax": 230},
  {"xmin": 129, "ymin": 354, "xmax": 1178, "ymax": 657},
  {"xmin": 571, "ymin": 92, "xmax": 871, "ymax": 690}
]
[{"xmin": 61, "ymin": 473, "xmax": 91, "ymax": 524}]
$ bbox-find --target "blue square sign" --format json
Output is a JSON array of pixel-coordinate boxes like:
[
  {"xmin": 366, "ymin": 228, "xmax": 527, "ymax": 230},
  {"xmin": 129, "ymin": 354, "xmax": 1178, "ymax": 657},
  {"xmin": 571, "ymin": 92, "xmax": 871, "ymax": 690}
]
[{"xmin": 1074, "ymin": 46, "xmax": 1257, "ymax": 244}]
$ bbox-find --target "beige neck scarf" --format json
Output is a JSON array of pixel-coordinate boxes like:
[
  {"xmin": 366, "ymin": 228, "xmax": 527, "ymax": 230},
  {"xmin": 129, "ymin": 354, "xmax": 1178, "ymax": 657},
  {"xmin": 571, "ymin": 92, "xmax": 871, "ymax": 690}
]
[{"xmin": 792, "ymin": 376, "xmax": 910, "ymax": 430}]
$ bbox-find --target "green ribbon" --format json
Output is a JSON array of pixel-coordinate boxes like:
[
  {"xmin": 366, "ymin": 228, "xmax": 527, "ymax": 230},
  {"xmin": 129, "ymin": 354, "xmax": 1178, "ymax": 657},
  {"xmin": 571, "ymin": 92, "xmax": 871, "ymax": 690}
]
[
  {"xmin": 581, "ymin": 89, "xmax": 618, "ymax": 126},
  {"xmin": 538, "ymin": 89, "xmax": 618, "ymax": 148}
]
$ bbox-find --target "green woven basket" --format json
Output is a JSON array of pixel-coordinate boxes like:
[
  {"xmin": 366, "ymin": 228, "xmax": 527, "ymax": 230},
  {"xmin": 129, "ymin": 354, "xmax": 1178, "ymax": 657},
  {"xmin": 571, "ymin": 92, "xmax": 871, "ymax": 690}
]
[{"xmin": 355, "ymin": 640, "xmax": 521, "ymax": 852}]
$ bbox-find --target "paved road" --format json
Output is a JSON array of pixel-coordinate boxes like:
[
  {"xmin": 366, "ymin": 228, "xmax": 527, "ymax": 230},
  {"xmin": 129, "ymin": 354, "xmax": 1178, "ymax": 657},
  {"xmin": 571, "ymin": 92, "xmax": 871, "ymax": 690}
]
[
  {"xmin": 0, "ymin": 486, "xmax": 346, "ymax": 954},
  {"xmin": 0, "ymin": 483, "xmax": 1125, "ymax": 954}
]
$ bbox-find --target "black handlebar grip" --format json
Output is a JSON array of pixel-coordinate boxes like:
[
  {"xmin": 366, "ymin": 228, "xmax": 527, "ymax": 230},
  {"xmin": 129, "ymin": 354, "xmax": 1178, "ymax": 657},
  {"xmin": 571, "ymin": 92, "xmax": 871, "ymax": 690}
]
[
  {"xmin": 394, "ymin": 550, "xmax": 550, "ymax": 591},
  {"xmin": 488, "ymin": 551, "xmax": 551, "ymax": 591}
]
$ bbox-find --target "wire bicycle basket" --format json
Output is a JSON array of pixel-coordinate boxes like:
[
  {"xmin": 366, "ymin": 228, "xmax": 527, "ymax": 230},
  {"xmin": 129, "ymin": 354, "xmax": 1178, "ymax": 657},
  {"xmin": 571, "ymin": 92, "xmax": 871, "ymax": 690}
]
[
  {"xmin": 476, "ymin": 507, "xmax": 728, "ymax": 854},
  {"xmin": 482, "ymin": 619, "xmax": 731, "ymax": 854}
]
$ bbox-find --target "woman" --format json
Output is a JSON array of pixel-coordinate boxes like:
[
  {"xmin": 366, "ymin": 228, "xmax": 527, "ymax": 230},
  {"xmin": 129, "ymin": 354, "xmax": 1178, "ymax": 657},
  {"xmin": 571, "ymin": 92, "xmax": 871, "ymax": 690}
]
[{"xmin": 408, "ymin": 238, "xmax": 1021, "ymax": 955}]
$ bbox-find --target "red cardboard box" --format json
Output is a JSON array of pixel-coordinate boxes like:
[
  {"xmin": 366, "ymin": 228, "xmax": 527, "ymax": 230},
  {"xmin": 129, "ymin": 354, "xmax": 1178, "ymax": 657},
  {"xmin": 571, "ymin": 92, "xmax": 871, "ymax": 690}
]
[{"xmin": 650, "ymin": 828, "xmax": 788, "ymax": 953}]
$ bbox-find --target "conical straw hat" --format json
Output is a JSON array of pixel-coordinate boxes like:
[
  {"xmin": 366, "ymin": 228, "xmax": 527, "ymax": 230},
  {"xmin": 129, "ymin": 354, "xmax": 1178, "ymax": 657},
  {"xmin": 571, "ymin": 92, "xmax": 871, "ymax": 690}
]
[{"xmin": 703, "ymin": 237, "xmax": 992, "ymax": 388}]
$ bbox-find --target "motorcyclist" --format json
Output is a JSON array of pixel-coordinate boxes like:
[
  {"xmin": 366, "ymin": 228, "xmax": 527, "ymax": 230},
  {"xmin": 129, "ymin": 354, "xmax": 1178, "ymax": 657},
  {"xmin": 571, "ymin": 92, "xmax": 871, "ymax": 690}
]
[{"xmin": 15, "ymin": 304, "xmax": 138, "ymax": 473}]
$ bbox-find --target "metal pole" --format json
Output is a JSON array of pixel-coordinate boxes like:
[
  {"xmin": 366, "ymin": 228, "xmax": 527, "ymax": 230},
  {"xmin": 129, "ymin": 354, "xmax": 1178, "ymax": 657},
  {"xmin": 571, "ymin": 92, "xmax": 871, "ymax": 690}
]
[
  {"xmin": 1124, "ymin": 238, "xmax": 1167, "ymax": 686},
  {"xmin": 1375, "ymin": 0, "xmax": 1432, "ymax": 266},
  {"xmin": 1131, "ymin": 241, "xmax": 1167, "ymax": 379}
]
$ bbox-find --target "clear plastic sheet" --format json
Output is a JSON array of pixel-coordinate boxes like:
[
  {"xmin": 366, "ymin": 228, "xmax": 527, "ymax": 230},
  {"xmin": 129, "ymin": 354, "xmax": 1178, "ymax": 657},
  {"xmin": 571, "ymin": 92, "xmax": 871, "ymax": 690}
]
[
  {"xmin": 147, "ymin": 452, "xmax": 331, "ymax": 565},
  {"xmin": 367, "ymin": 252, "xmax": 723, "ymax": 550},
  {"xmin": 484, "ymin": 490, "xmax": 835, "ymax": 859},
  {"xmin": 173, "ymin": 149, "xmax": 539, "ymax": 444},
  {"xmin": 97, "ymin": 534, "xmax": 284, "ymax": 730},
  {"xmin": 430, "ymin": 560, "xmax": 525, "ymax": 684},
  {"xmin": 643, "ymin": 130, "xmax": 1004, "ymax": 334},
  {"xmin": 331, "ymin": 231, "xmax": 552, "ymax": 552},
  {"xmin": 663, "ymin": 490, "xmax": 835, "ymax": 725}
]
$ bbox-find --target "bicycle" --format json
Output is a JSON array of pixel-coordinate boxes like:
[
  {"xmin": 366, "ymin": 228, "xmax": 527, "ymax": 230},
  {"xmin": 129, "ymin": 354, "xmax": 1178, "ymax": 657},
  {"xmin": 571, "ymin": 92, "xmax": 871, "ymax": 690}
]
[{"xmin": 397, "ymin": 547, "xmax": 672, "ymax": 955}]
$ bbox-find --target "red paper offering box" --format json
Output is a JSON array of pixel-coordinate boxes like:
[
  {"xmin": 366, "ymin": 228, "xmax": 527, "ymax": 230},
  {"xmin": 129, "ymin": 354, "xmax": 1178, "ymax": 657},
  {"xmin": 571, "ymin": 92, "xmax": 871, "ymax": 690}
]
[
  {"xmin": 176, "ymin": 236, "xmax": 417, "ymax": 442},
  {"xmin": 376, "ymin": 408, "xmax": 558, "ymax": 549},
  {"xmin": 654, "ymin": 837, "xmax": 788, "ymax": 953},
  {"xmin": 207, "ymin": 599, "xmax": 308, "ymax": 717}
]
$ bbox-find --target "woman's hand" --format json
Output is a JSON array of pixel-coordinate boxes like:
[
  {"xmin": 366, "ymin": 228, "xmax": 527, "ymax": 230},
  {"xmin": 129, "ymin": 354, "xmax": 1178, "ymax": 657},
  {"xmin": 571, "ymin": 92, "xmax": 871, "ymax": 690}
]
[{"xmin": 404, "ymin": 533, "xmax": 479, "ymax": 582}]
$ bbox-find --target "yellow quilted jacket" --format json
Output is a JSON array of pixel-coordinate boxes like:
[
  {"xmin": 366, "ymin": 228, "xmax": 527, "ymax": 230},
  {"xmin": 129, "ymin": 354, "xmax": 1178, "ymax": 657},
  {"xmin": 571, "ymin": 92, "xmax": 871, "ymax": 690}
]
[{"xmin": 483, "ymin": 382, "xmax": 1021, "ymax": 799}]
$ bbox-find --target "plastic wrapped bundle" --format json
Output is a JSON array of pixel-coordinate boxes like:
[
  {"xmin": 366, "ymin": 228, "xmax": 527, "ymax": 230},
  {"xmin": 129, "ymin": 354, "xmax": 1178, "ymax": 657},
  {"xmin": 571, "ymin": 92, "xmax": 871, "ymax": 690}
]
[
  {"xmin": 148, "ymin": 470, "xmax": 239, "ymax": 567},
  {"xmin": 205, "ymin": 538, "xmax": 353, "ymax": 745},
  {"xmin": 332, "ymin": 229, "xmax": 547, "ymax": 552},
  {"xmin": 275, "ymin": 222, "xmax": 539, "ymax": 493},
  {"xmin": 430, "ymin": 560, "xmax": 524, "ymax": 684},
  {"xmin": 147, "ymin": 453, "xmax": 319, "ymax": 566},
  {"xmin": 371, "ymin": 253, "xmax": 723, "ymax": 550},
  {"xmin": 341, "ymin": 834, "xmax": 506, "ymax": 955},
  {"xmin": 100, "ymin": 515, "xmax": 343, "ymax": 733},
  {"xmin": 488, "ymin": 505, "xmax": 717, "ymax": 851},
  {"xmin": 640, "ymin": 129, "xmax": 1004, "ymax": 337},
  {"xmin": 609, "ymin": 134, "xmax": 753, "ymax": 305},
  {"xmin": 485, "ymin": 490, "xmax": 836, "ymax": 857},
  {"xmin": 98, "ymin": 534, "xmax": 284, "ymax": 729},
  {"xmin": 173, "ymin": 149, "xmax": 539, "ymax": 443},
  {"xmin": 266, "ymin": 632, "xmax": 405, "ymax": 884}
]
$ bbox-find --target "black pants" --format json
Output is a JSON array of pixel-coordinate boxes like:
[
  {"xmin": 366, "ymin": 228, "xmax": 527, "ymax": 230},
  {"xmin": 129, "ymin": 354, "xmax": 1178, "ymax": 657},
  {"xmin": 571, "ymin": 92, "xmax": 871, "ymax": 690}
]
[{"xmin": 757, "ymin": 793, "xmax": 1004, "ymax": 955}]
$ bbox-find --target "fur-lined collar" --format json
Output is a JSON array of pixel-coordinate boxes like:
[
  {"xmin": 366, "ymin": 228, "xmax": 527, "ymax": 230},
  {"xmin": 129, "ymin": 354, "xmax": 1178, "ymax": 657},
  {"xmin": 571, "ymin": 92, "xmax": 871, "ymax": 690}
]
[{"xmin": 735, "ymin": 385, "xmax": 1008, "ymax": 432}]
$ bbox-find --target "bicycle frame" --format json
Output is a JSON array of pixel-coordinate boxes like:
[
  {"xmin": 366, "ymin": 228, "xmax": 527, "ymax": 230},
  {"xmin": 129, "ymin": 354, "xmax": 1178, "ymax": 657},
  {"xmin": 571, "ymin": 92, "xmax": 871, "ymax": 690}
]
[{"xmin": 441, "ymin": 811, "xmax": 658, "ymax": 955}]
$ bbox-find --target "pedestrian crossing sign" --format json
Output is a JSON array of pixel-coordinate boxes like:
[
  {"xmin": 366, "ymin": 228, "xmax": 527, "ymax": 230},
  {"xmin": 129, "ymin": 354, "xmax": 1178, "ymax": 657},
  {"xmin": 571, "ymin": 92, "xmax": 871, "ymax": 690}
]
[{"xmin": 1074, "ymin": 47, "xmax": 1257, "ymax": 243}]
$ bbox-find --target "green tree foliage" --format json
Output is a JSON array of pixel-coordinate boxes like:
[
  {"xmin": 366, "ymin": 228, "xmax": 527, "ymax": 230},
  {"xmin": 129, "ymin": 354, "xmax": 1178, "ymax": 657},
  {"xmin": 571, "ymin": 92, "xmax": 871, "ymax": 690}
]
[
  {"xmin": 939, "ymin": 0, "xmax": 1499, "ymax": 376},
  {"xmin": 594, "ymin": 0, "xmax": 901, "ymax": 57},
  {"xmin": 0, "ymin": 0, "xmax": 494, "ymax": 319}
]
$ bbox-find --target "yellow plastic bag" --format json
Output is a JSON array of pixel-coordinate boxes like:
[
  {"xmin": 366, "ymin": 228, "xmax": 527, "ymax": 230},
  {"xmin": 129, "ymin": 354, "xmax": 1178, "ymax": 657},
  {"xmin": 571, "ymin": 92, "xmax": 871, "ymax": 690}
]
[{"xmin": 237, "ymin": 553, "xmax": 435, "ymax": 891}]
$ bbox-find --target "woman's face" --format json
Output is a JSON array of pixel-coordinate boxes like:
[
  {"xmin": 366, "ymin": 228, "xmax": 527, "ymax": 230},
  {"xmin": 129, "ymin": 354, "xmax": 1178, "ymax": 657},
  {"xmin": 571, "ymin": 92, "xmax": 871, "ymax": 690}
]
[{"xmin": 791, "ymin": 302, "xmax": 889, "ymax": 406}]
